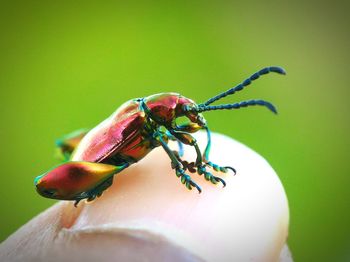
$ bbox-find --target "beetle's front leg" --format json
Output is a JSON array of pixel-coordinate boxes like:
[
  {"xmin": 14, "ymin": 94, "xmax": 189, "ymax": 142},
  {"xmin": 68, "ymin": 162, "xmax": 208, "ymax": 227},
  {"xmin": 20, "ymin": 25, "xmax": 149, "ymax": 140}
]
[
  {"xmin": 172, "ymin": 123, "xmax": 235, "ymax": 175},
  {"xmin": 165, "ymin": 131, "xmax": 184, "ymax": 157},
  {"xmin": 168, "ymin": 129, "xmax": 226, "ymax": 187},
  {"xmin": 203, "ymin": 126, "xmax": 236, "ymax": 175},
  {"xmin": 154, "ymin": 132, "xmax": 201, "ymax": 193}
]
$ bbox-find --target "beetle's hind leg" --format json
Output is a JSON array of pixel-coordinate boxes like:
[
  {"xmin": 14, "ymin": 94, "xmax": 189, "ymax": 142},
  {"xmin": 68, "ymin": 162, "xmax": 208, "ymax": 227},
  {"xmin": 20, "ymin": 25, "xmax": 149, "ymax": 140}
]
[
  {"xmin": 203, "ymin": 126, "xmax": 236, "ymax": 175},
  {"xmin": 155, "ymin": 132, "xmax": 201, "ymax": 193},
  {"xmin": 85, "ymin": 176, "xmax": 114, "ymax": 203},
  {"xmin": 55, "ymin": 128, "xmax": 90, "ymax": 161}
]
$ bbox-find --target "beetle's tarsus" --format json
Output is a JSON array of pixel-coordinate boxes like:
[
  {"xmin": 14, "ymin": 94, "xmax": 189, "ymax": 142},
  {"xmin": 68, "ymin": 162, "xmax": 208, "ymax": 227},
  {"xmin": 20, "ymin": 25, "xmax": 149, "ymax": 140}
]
[
  {"xmin": 176, "ymin": 168, "xmax": 201, "ymax": 193},
  {"xmin": 206, "ymin": 161, "xmax": 236, "ymax": 175},
  {"xmin": 198, "ymin": 165, "xmax": 226, "ymax": 187},
  {"xmin": 180, "ymin": 160, "xmax": 197, "ymax": 173},
  {"xmin": 224, "ymin": 166, "xmax": 237, "ymax": 175}
]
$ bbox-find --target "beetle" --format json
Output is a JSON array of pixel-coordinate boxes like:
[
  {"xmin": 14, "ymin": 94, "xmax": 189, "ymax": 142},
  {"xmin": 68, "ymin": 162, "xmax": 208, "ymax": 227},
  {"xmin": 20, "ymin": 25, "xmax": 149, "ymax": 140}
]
[{"xmin": 35, "ymin": 66, "xmax": 285, "ymax": 206}]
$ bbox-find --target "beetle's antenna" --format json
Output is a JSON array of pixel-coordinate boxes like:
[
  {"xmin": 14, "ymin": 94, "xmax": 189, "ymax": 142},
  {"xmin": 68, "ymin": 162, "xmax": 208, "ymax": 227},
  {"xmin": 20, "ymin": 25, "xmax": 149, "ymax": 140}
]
[
  {"xmin": 199, "ymin": 66, "xmax": 286, "ymax": 106},
  {"xmin": 194, "ymin": 99, "xmax": 277, "ymax": 114}
]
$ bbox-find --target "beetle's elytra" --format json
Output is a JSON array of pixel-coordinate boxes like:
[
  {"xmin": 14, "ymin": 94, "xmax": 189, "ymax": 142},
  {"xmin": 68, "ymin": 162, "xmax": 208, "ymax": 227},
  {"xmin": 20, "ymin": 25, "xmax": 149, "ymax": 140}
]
[{"xmin": 35, "ymin": 66, "xmax": 286, "ymax": 207}]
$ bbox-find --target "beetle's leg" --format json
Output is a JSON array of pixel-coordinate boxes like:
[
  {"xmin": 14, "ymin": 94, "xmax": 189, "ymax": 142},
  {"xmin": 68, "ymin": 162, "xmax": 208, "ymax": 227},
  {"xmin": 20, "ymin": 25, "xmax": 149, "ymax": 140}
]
[
  {"xmin": 84, "ymin": 175, "xmax": 113, "ymax": 204},
  {"xmin": 203, "ymin": 126, "xmax": 236, "ymax": 175},
  {"xmin": 154, "ymin": 132, "xmax": 201, "ymax": 193},
  {"xmin": 165, "ymin": 131, "xmax": 184, "ymax": 157},
  {"xmin": 165, "ymin": 130, "xmax": 196, "ymax": 171},
  {"xmin": 55, "ymin": 128, "xmax": 89, "ymax": 161},
  {"xmin": 172, "ymin": 123, "xmax": 235, "ymax": 175},
  {"xmin": 173, "ymin": 122, "xmax": 204, "ymax": 164},
  {"xmin": 168, "ymin": 130, "xmax": 202, "ymax": 166},
  {"xmin": 172, "ymin": 150, "xmax": 197, "ymax": 173},
  {"xmin": 87, "ymin": 194, "xmax": 96, "ymax": 202},
  {"xmin": 174, "ymin": 122, "xmax": 202, "ymax": 133},
  {"xmin": 169, "ymin": 122, "xmax": 202, "ymax": 171},
  {"xmin": 168, "ymin": 129, "xmax": 226, "ymax": 187},
  {"xmin": 84, "ymin": 175, "xmax": 115, "ymax": 204},
  {"xmin": 74, "ymin": 198, "xmax": 83, "ymax": 207}
]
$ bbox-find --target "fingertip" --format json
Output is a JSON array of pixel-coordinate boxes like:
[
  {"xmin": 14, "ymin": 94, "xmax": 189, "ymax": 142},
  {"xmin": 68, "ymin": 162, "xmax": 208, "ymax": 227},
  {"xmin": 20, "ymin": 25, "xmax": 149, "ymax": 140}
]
[
  {"xmin": 66, "ymin": 131, "xmax": 289, "ymax": 261},
  {"xmin": 4, "ymin": 131, "xmax": 289, "ymax": 262}
]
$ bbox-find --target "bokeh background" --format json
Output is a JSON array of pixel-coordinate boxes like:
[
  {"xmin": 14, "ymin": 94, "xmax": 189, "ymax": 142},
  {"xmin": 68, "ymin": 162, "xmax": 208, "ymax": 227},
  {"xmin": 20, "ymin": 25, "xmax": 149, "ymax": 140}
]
[{"xmin": 0, "ymin": 1, "xmax": 349, "ymax": 261}]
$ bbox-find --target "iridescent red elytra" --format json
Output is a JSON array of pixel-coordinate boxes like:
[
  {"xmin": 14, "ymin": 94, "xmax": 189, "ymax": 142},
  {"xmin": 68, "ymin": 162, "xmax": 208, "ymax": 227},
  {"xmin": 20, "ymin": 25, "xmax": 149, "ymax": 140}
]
[{"xmin": 35, "ymin": 66, "xmax": 286, "ymax": 206}]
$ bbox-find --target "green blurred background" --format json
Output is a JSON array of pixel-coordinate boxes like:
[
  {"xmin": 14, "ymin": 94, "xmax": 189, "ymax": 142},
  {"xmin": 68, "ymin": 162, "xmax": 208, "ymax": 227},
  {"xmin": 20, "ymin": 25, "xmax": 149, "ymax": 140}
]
[{"xmin": 0, "ymin": 1, "xmax": 349, "ymax": 261}]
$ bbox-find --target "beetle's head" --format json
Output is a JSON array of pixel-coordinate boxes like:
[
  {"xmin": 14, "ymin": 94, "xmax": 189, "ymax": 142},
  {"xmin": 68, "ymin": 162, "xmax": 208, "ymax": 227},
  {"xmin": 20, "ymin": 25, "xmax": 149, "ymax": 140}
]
[
  {"xmin": 181, "ymin": 104, "xmax": 206, "ymax": 127},
  {"xmin": 176, "ymin": 97, "xmax": 206, "ymax": 127}
]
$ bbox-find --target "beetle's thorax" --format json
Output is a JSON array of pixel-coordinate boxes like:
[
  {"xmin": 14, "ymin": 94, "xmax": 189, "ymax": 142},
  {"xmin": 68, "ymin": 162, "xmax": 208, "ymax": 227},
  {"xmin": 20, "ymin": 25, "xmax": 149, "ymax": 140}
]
[{"xmin": 143, "ymin": 93, "xmax": 198, "ymax": 126}]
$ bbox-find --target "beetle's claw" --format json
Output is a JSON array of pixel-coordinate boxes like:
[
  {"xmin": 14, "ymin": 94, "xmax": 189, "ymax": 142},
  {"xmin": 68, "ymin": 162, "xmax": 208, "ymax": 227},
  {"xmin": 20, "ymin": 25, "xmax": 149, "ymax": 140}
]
[
  {"xmin": 224, "ymin": 166, "xmax": 237, "ymax": 175},
  {"xmin": 189, "ymin": 180, "xmax": 202, "ymax": 193},
  {"xmin": 198, "ymin": 165, "xmax": 226, "ymax": 188},
  {"xmin": 74, "ymin": 199, "xmax": 82, "ymax": 208},
  {"xmin": 213, "ymin": 176, "xmax": 226, "ymax": 187},
  {"xmin": 176, "ymin": 168, "xmax": 201, "ymax": 193}
]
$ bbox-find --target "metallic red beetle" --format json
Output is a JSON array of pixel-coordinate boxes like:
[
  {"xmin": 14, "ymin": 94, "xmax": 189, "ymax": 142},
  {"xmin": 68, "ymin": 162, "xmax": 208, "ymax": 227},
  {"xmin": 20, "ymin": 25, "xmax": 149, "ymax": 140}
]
[{"xmin": 35, "ymin": 66, "xmax": 285, "ymax": 206}]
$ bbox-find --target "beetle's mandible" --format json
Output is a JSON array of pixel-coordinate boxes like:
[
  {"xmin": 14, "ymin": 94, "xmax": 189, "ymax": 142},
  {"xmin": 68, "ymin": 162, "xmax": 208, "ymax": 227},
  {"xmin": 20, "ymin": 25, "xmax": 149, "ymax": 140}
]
[{"xmin": 35, "ymin": 66, "xmax": 286, "ymax": 207}]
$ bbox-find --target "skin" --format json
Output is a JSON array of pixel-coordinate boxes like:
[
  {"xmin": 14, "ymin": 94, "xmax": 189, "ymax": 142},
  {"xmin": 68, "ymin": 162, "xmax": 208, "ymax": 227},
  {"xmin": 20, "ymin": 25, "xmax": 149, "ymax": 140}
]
[{"xmin": 0, "ymin": 132, "xmax": 292, "ymax": 262}]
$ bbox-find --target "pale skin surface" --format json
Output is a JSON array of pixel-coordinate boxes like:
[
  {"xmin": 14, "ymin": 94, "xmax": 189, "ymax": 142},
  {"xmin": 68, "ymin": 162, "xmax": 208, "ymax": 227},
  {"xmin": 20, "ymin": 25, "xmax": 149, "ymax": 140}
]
[{"xmin": 0, "ymin": 132, "xmax": 292, "ymax": 262}]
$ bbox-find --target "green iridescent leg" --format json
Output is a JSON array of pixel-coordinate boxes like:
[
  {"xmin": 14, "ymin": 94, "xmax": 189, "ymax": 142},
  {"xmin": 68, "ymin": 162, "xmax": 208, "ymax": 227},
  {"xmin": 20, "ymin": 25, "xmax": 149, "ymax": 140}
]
[
  {"xmin": 168, "ymin": 130, "xmax": 202, "ymax": 165},
  {"xmin": 55, "ymin": 128, "xmax": 89, "ymax": 161},
  {"xmin": 155, "ymin": 131, "xmax": 201, "ymax": 193},
  {"xmin": 173, "ymin": 150, "xmax": 197, "ymax": 173},
  {"xmin": 169, "ymin": 129, "xmax": 226, "ymax": 187},
  {"xmin": 82, "ymin": 176, "xmax": 114, "ymax": 205},
  {"xmin": 197, "ymin": 165, "xmax": 226, "ymax": 187},
  {"xmin": 203, "ymin": 126, "xmax": 236, "ymax": 175},
  {"xmin": 166, "ymin": 131, "xmax": 184, "ymax": 157}
]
